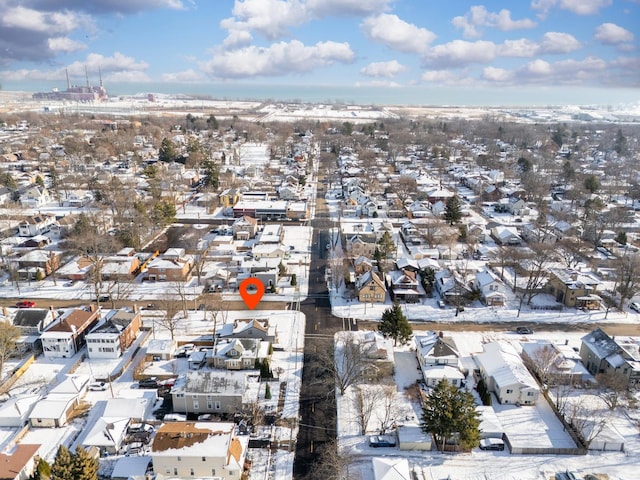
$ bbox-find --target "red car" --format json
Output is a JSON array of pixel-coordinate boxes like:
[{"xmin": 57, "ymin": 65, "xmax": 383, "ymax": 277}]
[{"xmin": 15, "ymin": 300, "xmax": 36, "ymax": 308}]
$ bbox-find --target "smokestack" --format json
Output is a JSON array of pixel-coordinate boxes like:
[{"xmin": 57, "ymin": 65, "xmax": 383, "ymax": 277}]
[
  {"xmin": 85, "ymin": 65, "xmax": 89, "ymax": 87},
  {"xmin": 99, "ymin": 66, "xmax": 103, "ymax": 87},
  {"xmin": 66, "ymin": 68, "xmax": 70, "ymax": 89}
]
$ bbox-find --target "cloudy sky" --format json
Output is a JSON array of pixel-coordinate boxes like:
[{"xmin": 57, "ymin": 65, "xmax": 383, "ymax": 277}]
[{"xmin": 0, "ymin": 0, "xmax": 638, "ymax": 101}]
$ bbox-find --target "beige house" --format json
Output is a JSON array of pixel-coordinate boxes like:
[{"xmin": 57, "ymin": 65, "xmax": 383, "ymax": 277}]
[
  {"xmin": 356, "ymin": 271, "xmax": 386, "ymax": 303},
  {"xmin": 145, "ymin": 248, "xmax": 193, "ymax": 282},
  {"xmin": 151, "ymin": 422, "xmax": 248, "ymax": 479},
  {"xmin": 346, "ymin": 235, "xmax": 377, "ymax": 258},
  {"xmin": 547, "ymin": 268, "xmax": 601, "ymax": 309}
]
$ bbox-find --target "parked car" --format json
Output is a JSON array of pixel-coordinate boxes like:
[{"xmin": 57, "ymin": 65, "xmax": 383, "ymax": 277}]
[
  {"xmin": 479, "ymin": 438, "xmax": 505, "ymax": 451},
  {"xmin": 88, "ymin": 382, "xmax": 108, "ymax": 391},
  {"xmin": 368, "ymin": 435, "xmax": 396, "ymax": 448},
  {"xmin": 629, "ymin": 302, "xmax": 640, "ymax": 312},
  {"xmin": 437, "ymin": 300, "xmax": 446, "ymax": 308},
  {"xmin": 138, "ymin": 377, "xmax": 159, "ymax": 389},
  {"xmin": 516, "ymin": 327, "xmax": 533, "ymax": 335},
  {"xmin": 15, "ymin": 300, "xmax": 36, "ymax": 308}
]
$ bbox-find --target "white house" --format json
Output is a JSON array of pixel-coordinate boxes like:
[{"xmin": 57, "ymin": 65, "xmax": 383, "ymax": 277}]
[
  {"xmin": 474, "ymin": 269, "xmax": 507, "ymax": 307},
  {"xmin": 414, "ymin": 332, "xmax": 465, "ymax": 388},
  {"xmin": 150, "ymin": 422, "xmax": 248, "ymax": 479},
  {"xmin": 475, "ymin": 342, "xmax": 540, "ymax": 405}
]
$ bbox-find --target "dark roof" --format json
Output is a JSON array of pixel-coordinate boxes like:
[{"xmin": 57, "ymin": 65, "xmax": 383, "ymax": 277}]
[{"xmin": 13, "ymin": 309, "xmax": 51, "ymax": 328}]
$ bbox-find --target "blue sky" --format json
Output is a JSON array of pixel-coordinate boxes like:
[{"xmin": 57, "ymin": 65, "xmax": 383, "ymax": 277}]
[{"xmin": 0, "ymin": 1, "xmax": 638, "ymax": 102}]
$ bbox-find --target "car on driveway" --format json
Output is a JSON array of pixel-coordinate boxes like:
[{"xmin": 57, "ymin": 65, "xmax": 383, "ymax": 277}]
[
  {"xmin": 368, "ymin": 435, "xmax": 396, "ymax": 448},
  {"xmin": 479, "ymin": 438, "xmax": 505, "ymax": 451},
  {"xmin": 516, "ymin": 327, "xmax": 533, "ymax": 334},
  {"xmin": 629, "ymin": 302, "xmax": 640, "ymax": 312},
  {"xmin": 88, "ymin": 382, "xmax": 108, "ymax": 391},
  {"xmin": 15, "ymin": 300, "xmax": 36, "ymax": 308},
  {"xmin": 137, "ymin": 377, "xmax": 159, "ymax": 389}
]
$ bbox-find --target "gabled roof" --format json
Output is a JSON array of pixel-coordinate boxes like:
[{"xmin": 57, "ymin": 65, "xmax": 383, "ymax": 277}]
[
  {"xmin": 0, "ymin": 444, "xmax": 41, "ymax": 480},
  {"xmin": 581, "ymin": 328, "xmax": 619, "ymax": 360},
  {"xmin": 12, "ymin": 308, "xmax": 52, "ymax": 328}
]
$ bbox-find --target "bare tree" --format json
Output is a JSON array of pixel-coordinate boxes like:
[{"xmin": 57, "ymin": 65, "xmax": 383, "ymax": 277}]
[
  {"xmin": 556, "ymin": 237, "xmax": 588, "ymax": 269},
  {"xmin": 104, "ymin": 280, "xmax": 134, "ymax": 309},
  {"xmin": 391, "ymin": 175, "xmax": 417, "ymax": 209},
  {"xmin": 595, "ymin": 372, "xmax": 629, "ymax": 410},
  {"xmin": 524, "ymin": 343, "xmax": 560, "ymax": 386},
  {"xmin": 354, "ymin": 385, "xmax": 379, "ymax": 434},
  {"xmin": 375, "ymin": 383, "xmax": 402, "ymax": 434},
  {"xmin": 517, "ymin": 243, "xmax": 557, "ymax": 316},
  {"xmin": 305, "ymin": 438, "xmax": 354, "ymax": 480},
  {"xmin": 566, "ymin": 398, "xmax": 610, "ymax": 448},
  {"xmin": 155, "ymin": 299, "xmax": 184, "ymax": 340},
  {"xmin": 551, "ymin": 376, "xmax": 575, "ymax": 418},
  {"xmin": 320, "ymin": 332, "xmax": 374, "ymax": 396},
  {"xmin": 614, "ymin": 253, "xmax": 640, "ymax": 311},
  {"xmin": 0, "ymin": 321, "xmax": 20, "ymax": 375}
]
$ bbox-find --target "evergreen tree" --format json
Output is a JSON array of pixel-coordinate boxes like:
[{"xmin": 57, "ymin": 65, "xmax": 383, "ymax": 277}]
[
  {"xmin": 444, "ymin": 195, "xmax": 462, "ymax": 225},
  {"xmin": 265, "ymin": 383, "xmax": 272, "ymax": 400},
  {"xmin": 376, "ymin": 231, "xmax": 396, "ymax": 259},
  {"xmin": 158, "ymin": 137, "xmax": 178, "ymax": 163},
  {"xmin": 421, "ymin": 379, "xmax": 481, "ymax": 452},
  {"xmin": 72, "ymin": 446, "xmax": 98, "ymax": 480},
  {"xmin": 419, "ymin": 267, "xmax": 436, "ymax": 295},
  {"xmin": 207, "ymin": 114, "xmax": 219, "ymax": 130},
  {"xmin": 50, "ymin": 446, "xmax": 74, "ymax": 480},
  {"xmin": 584, "ymin": 174, "xmax": 600, "ymax": 194},
  {"xmin": 29, "ymin": 458, "xmax": 51, "ymax": 480},
  {"xmin": 201, "ymin": 160, "xmax": 219, "ymax": 189},
  {"xmin": 290, "ymin": 273, "xmax": 297, "ymax": 287},
  {"xmin": 378, "ymin": 303, "xmax": 412, "ymax": 346}
]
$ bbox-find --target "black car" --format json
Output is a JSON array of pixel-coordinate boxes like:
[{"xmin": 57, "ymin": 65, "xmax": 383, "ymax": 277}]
[{"xmin": 516, "ymin": 327, "xmax": 533, "ymax": 334}]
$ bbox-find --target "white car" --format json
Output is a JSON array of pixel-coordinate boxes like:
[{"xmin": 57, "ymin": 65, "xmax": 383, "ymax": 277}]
[
  {"xmin": 630, "ymin": 302, "xmax": 640, "ymax": 312},
  {"xmin": 88, "ymin": 382, "xmax": 108, "ymax": 391}
]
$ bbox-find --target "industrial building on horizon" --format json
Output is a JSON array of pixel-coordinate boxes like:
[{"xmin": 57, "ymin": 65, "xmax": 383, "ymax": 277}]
[{"xmin": 32, "ymin": 67, "xmax": 108, "ymax": 102}]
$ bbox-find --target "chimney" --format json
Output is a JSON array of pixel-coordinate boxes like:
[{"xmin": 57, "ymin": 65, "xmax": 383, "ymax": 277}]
[{"xmin": 438, "ymin": 331, "xmax": 444, "ymax": 338}]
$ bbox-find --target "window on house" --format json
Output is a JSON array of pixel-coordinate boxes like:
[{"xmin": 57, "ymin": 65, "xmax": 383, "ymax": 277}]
[
  {"xmin": 193, "ymin": 401, "xmax": 199, "ymax": 410},
  {"xmin": 202, "ymin": 457, "xmax": 206, "ymax": 461},
  {"xmin": 215, "ymin": 401, "xmax": 221, "ymax": 410},
  {"xmin": 177, "ymin": 456, "xmax": 181, "ymax": 461},
  {"xmin": 173, "ymin": 468, "xmax": 178, "ymax": 475},
  {"xmin": 190, "ymin": 468, "xmax": 194, "ymax": 476},
  {"xmin": 506, "ymin": 389, "xmax": 513, "ymax": 394}
]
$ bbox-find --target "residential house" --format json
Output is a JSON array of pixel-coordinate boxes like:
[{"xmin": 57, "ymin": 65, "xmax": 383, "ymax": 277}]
[
  {"xmin": 17, "ymin": 213, "xmax": 56, "ymax": 237},
  {"xmin": 474, "ymin": 342, "xmax": 540, "ymax": 405},
  {"xmin": 257, "ymin": 224, "xmax": 283, "ymax": 244},
  {"xmin": 232, "ymin": 215, "xmax": 258, "ymax": 240},
  {"xmin": 151, "ymin": 422, "xmax": 248, "ymax": 480},
  {"xmin": 251, "ymin": 243, "xmax": 284, "ymax": 261},
  {"xmin": 356, "ymin": 271, "xmax": 386, "ymax": 303},
  {"xmin": 40, "ymin": 307, "xmax": 100, "ymax": 358},
  {"xmin": 145, "ymin": 339, "xmax": 176, "ymax": 361},
  {"xmin": 579, "ymin": 328, "xmax": 640, "ymax": 388},
  {"xmin": 217, "ymin": 319, "xmax": 277, "ymax": 344},
  {"xmin": 15, "ymin": 250, "xmax": 61, "ymax": 280},
  {"xmin": 55, "ymin": 256, "xmax": 93, "ymax": 281},
  {"xmin": 170, "ymin": 370, "xmax": 260, "ymax": 416},
  {"xmin": 12, "ymin": 308, "xmax": 55, "ymax": 335},
  {"xmin": 28, "ymin": 375, "xmax": 89, "ymax": 427},
  {"xmin": 286, "ymin": 200, "xmax": 309, "ymax": 220},
  {"xmin": 0, "ymin": 186, "xmax": 13, "ymax": 205},
  {"xmin": 85, "ymin": 309, "xmax": 141, "ymax": 359},
  {"xmin": 353, "ymin": 256, "xmax": 374, "ymax": 275},
  {"xmin": 547, "ymin": 268, "xmax": 602, "ymax": 309},
  {"xmin": 386, "ymin": 269, "xmax": 424, "ymax": 303},
  {"xmin": 346, "ymin": 235, "xmax": 377, "ymax": 259},
  {"xmin": 434, "ymin": 269, "xmax": 472, "ymax": 306},
  {"xmin": 19, "ymin": 186, "xmax": 50, "ymax": 208},
  {"xmin": 0, "ymin": 393, "xmax": 40, "ymax": 427},
  {"xmin": 0, "ymin": 444, "xmax": 41, "ymax": 480},
  {"xmin": 219, "ymin": 188, "xmax": 241, "ymax": 207},
  {"xmin": 101, "ymin": 250, "xmax": 141, "ymax": 281},
  {"xmin": 145, "ymin": 248, "xmax": 193, "ymax": 282},
  {"xmin": 521, "ymin": 340, "xmax": 590, "ymax": 385},
  {"xmin": 207, "ymin": 338, "xmax": 270, "ymax": 370},
  {"xmin": 372, "ymin": 457, "xmax": 411, "ymax": 480},
  {"xmin": 414, "ymin": 332, "xmax": 465, "ymax": 388},
  {"xmin": 474, "ymin": 269, "xmax": 507, "ymax": 307},
  {"xmin": 520, "ymin": 223, "xmax": 558, "ymax": 245},
  {"xmin": 490, "ymin": 226, "xmax": 522, "ymax": 245}
]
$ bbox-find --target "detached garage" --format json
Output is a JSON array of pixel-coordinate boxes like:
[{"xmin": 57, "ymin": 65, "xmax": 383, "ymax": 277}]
[
  {"xmin": 397, "ymin": 425, "xmax": 432, "ymax": 451},
  {"xmin": 585, "ymin": 423, "xmax": 624, "ymax": 452}
]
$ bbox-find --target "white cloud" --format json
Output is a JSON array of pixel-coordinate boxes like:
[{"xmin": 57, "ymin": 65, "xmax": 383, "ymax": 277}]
[
  {"xmin": 306, "ymin": 0, "xmax": 391, "ymax": 17},
  {"xmin": 67, "ymin": 52, "xmax": 149, "ymax": 78},
  {"xmin": 531, "ymin": 0, "xmax": 612, "ymax": 16},
  {"xmin": 2, "ymin": 6, "xmax": 85, "ymax": 34},
  {"xmin": 452, "ymin": 6, "xmax": 536, "ymax": 38},
  {"xmin": 360, "ymin": 60, "xmax": 407, "ymax": 78},
  {"xmin": 524, "ymin": 59, "xmax": 553, "ymax": 76},
  {"xmin": 420, "ymin": 70, "xmax": 471, "ymax": 86},
  {"xmin": 361, "ymin": 14, "xmax": 436, "ymax": 54},
  {"xmin": 0, "ymin": 68, "xmax": 58, "ymax": 82},
  {"xmin": 424, "ymin": 40, "xmax": 497, "ymax": 68},
  {"xmin": 223, "ymin": 29, "xmax": 253, "ymax": 48},
  {"xmin": 200, "ymin": 40, "xmax": 354, "ymax": 78},
  {"xmin": 482, "ymin": 66, "xmax": 514, "ymax": 82},
  {"xmin": 539, "ymin": 32, "xmax": 581, "ymax": 54},
  {"xmin": 221, "ymin": 0, "xmax": 307, "ymax": 40},
  {"xmin": 48, "ymin": 37, "xmax": 86, "ymax": 53},
  {"xmin": 161, "ymin": 69, "xmax": 206, "ymax": 82},
  {"xmin": 498, "ymin": 39, "xmax": 539, "ymax": 57},
  {"xmin": 594, "ymin": 23, "xmax": 634, "ymax": 44}
]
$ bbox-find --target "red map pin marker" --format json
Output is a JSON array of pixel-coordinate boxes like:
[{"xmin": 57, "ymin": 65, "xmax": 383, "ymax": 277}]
[{"xmin": 239, "ymin": 278, "xmax": 265, "ymax": 310}]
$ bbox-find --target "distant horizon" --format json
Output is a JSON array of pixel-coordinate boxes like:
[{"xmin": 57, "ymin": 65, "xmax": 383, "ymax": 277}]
[{"xmin": 3, "ymin": 81, "xmax": 639, "ymax": 108}]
